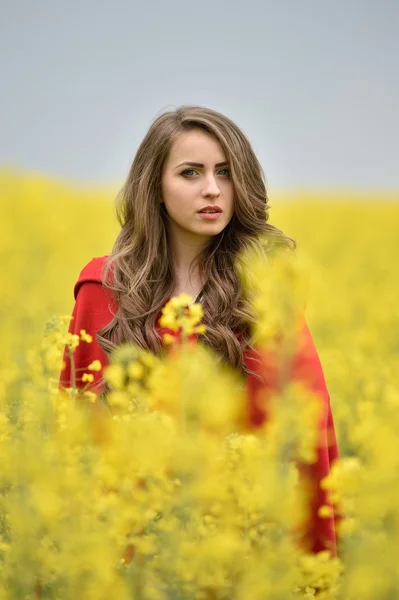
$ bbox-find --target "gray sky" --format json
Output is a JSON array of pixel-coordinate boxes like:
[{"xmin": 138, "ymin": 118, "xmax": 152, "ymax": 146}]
[{"xmin": 1, "ymin": 0, "xmax": 398, "ymax": 190}]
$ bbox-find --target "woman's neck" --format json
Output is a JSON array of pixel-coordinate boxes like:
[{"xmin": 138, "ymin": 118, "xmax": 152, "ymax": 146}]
[{"xmin": 168, "ymin": 228, "xmax": 208, "ymax": 298}]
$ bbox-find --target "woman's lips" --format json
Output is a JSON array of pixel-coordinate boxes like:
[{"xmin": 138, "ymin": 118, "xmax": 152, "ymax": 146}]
[{"xmin": 197, "ymin": 212, "xmax": 222, "ymax": 220}]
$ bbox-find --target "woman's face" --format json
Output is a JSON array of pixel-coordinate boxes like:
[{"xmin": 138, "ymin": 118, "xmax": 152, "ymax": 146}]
[{"xmin": 161, "ymin": 129, "xmax": 235, "ymax": 242}]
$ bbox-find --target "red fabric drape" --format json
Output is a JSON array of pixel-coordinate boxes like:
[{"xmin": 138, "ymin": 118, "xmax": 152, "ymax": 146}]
[{"xmin": 59, "ymin": 256, "xmax": 344, "ymax": 558}]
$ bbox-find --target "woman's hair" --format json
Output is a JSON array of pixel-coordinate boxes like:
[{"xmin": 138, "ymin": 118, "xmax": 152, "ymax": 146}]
[{"xmin": 97, "ymin": 104, "xmax": 296, "ymax": 389}]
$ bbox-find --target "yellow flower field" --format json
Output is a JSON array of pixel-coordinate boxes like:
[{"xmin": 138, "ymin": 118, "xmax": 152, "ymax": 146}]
[{"xmin": 0, "ymin": 169, "xmax": 398, "ymax": 599}]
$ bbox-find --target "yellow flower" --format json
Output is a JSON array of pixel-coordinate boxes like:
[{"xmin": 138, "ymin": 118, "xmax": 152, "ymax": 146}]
[
  {"xmin": 127, "ymin": 362, "xmax": 145, "ymax": 380},
  {"xmin": 104, "ymin": 364, "xmax": 125, "ymax": 389},
  {"xmin": 162, "ymin": 333, "xmax": 176, "ymax": 345},
  {"xmin": 195, "ymin": 324, "xmax": 207, "ymax": 335},
  {"xmin": 318, "ymin": 505, "xmax": 333, "ymax": 519},
  {"xmin": 80, "ymin": 329, "xmax": 93, "ymax": 343},
  {"xmin": 82, "ymin": 373, "xmax": 94, "ymax": 383},
  {"xmin": 159, "ymin": 311, "xmax": 178, "ymax": 331},
  {"xmin": 81, "ymin": 391, "xmax": 97, "ymax": 403},
  {"xmin": 65, "ymin": 332, "xmax": 80, "ymax": 350},
  {"xmin": 188, "ymin": 302, "xmax": 204, "ymax": 321},
  {"xmin": 59, "ymin": 315, "xmax": 74, "ymax": 326},
  {"xmin": 169, "ymin": 293, "xmax": 194, "ymax": 310},
  {"xmin": 159, "ymin": 295, "xmax": 205, "ymax": 337},
  {"xmin": 88, "ymin": 359, "xmax": 102, "ymax": 371}
]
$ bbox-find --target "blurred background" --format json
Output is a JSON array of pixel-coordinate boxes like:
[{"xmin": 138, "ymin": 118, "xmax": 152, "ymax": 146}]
[{"xmin": 1, "ymin": 0, "xmax": 398, "ymax": 193}]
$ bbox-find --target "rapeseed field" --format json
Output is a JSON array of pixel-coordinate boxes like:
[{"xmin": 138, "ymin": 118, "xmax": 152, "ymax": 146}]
[{"xmin": 0, "ymin": 170, "xmax": 398, "ymax": 599}]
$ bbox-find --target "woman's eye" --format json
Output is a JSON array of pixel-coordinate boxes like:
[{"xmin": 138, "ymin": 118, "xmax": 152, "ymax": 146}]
[
  {"xmin": 181, "ymin": 169, "xmax": 197, "ymax": 177},
  {"xmin": 218, "ymin": 168, "xmax": 230, "ymax": 177}
]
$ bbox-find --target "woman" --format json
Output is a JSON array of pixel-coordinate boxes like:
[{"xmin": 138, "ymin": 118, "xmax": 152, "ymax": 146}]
[{"xmin": 59, "ymin": 104, "xmax": 342, "ymax": 558}]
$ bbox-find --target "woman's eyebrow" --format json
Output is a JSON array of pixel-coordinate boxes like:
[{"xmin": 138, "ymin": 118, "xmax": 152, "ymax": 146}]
[{"xmin": 175, "ymin": 161, "xmax": 229, "ymax": 169}]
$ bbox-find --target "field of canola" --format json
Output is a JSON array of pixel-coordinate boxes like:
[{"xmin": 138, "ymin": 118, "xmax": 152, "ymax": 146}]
[{"xmin": 0, "ymin": 170, "xmax": 398, "ymax": 599}]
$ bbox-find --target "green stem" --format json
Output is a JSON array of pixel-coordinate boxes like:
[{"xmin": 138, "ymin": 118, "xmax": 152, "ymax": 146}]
[
  {"xmin": 180, "ymin": 325, "xmax": 188, "ymax": 433},
  {"xmin": 67, "ymin": 346, "xmax": 77, "ymax": 401}
]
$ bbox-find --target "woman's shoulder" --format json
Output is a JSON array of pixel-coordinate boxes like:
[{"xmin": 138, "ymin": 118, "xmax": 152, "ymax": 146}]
[{"xmin": 73, "ymin": 255, "xmax": 113, "ymax": 299}]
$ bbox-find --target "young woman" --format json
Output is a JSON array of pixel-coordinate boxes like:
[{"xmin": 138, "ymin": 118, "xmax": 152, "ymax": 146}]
[{"xmin": 59, "ymin": 105, "xmax": 342, "ymax": 558}]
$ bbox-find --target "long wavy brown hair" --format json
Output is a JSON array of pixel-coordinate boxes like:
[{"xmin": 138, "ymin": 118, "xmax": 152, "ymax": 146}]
[{"xmin": 97, "ymin": 104, "xmax": 296, "ymax": 389}]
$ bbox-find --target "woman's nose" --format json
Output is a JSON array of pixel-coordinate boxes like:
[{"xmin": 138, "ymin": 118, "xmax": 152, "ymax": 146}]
[{"xmin": 202, "ymin": 176, "xmax": 220, "ymax": 196}]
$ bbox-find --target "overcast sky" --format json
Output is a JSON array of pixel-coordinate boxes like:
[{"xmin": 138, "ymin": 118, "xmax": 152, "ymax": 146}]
[{"xmin": 1, "ymin": 1, "xmax": 398, "ymax": 190}]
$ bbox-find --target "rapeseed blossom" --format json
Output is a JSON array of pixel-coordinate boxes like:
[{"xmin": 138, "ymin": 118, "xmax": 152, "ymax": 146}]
[{"xmin": 159, "ymin": 294, "xmax": 207, "ymax": 339}]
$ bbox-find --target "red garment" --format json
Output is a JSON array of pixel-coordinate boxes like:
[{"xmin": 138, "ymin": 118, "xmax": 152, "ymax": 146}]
[{"xmin": 59, "ymin": 255, "xmax": 343, "ymax": 558}]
